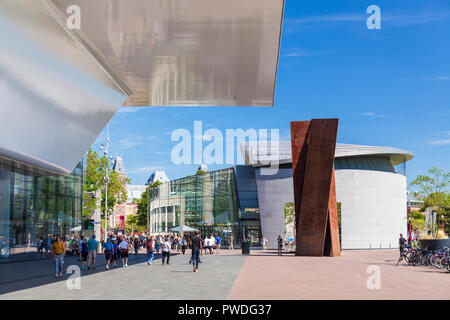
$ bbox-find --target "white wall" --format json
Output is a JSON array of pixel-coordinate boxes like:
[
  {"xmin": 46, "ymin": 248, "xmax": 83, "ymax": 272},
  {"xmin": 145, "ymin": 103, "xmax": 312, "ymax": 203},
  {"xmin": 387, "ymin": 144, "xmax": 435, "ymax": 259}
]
[
  {"xmin": 255, "ymin": 168, "xmax": 294, "ymax": 249},
  {"xmin": 335, "ymin": 170, "xmax": 407, "ymax": 249}
]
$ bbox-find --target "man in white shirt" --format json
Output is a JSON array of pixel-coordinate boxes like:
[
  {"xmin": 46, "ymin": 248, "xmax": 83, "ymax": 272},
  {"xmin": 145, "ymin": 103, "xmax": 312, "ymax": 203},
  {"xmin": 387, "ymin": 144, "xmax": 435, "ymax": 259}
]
[
  {"xmin": 203, "ymin": 237, "xmax": 209, "ymax": 255},
  {"xmin": 208, "ymin": 235, "xmax": 215, "ymax": 254},
  {"xmin": 118, "ymin": 238, "xmax": 129, "ymax": 267}
]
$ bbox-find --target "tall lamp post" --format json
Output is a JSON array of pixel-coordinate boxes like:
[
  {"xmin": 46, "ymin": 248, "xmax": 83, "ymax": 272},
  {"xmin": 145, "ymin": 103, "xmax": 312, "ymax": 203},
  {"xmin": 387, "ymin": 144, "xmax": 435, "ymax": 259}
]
[{"xmin": 99, "ymin": 124, "xmax": 114, "ymax": 243}]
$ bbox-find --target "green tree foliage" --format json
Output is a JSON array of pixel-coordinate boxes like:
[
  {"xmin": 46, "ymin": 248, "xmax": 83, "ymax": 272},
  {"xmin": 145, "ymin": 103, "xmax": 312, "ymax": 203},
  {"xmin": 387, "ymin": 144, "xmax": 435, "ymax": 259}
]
[
  {"xmin": 410, "ymin": 166, "xmax": 450, "ymax": 234},
  {"xmin": 284, "ymin": 202, "xmax": 295, "ymax": 226},
  {"xmin": 135, "ymin": 181, "xmax": 162, "ymax": 228},
  {"xmin": 125, "ymin": 214, "xmax": 145, "ymax": 234},
  {"xmin": 408, "ymin": 210, "xmax": 425, "ymax": 233},
  {"xmin": 82, "ymin": 148, "xmax": 128, "ymax": 220}
]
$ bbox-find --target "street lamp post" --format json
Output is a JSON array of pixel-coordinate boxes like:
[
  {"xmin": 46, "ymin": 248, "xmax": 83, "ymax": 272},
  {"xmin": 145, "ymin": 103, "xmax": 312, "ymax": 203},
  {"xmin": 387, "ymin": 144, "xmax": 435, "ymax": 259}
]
[{"xmin": 99, "ymin": 124, "xmax": 114, "ymax": 243}]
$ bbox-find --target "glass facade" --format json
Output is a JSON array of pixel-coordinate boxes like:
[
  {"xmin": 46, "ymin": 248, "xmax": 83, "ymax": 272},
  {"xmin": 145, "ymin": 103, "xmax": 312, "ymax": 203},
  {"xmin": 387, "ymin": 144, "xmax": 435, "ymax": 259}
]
[
  {"xmin": 0, "ymin": 162, "xmax": 83, "ymax": 263},
  {"xmin": 149, "ymin": 168, "xmax": 241, "ymax": 247}
]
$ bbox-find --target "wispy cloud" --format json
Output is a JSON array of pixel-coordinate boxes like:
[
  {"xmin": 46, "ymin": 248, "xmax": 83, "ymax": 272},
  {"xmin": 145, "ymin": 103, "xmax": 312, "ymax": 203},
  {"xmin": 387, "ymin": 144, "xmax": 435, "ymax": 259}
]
[
  {"xmin": 117, "ymin": 107, "xmax": 142, "ymax": 113},
  {"xmin": 287, "ymin": 14, "xmax": 364, "ymax": 25},
  {"xmin": 115, "ymin": 134, "xmax": 160, "ymax": 150},
  {"xmin": 361, "ymin": 112, "xmax": 391, "ymax": 118},
  {"xmin": 127, "ymin": 166, "xmax": 165, "ymax": 174},
  {"xmin": 407, "ymin": 75, "xmax": 450, "ymax": 82},
  {"xmin": 428, "ymin": 139, "xmax": 450, "ymax": 146},
  {"xmin": 285, "ymin": 11, "xmax": 450, "ymax": 29},
  {"xmin": 428, "ymin": 131, "xmax": 450, "ymax": 146},
  {"xmin": 282, "ymin": 48, "xmax": 341, "ymax": 58}
]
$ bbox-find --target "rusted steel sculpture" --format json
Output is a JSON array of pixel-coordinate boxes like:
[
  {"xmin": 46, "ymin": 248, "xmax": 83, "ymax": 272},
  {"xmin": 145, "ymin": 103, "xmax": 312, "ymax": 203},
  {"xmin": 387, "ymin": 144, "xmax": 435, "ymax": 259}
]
[{"xmin": 290, "ymin": 119, "xmax": 340, "ymax": 257}]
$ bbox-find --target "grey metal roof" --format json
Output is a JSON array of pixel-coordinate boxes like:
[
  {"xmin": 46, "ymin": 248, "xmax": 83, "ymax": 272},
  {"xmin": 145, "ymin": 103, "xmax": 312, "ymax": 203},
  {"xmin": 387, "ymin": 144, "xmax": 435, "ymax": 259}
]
[
  {"xmin": 112, "ymin": 156, "xmax": 126, "ymax": 175},
  {"xmin": 240, "ymin": 141, "xmax": 414, "ymax": 167}
]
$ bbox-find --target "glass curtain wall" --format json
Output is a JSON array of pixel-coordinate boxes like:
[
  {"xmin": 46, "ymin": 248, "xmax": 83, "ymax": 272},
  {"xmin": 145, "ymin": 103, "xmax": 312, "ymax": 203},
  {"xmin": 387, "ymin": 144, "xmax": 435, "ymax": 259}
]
[
  {"xmin": 0, "ymin": 162, "xmax": 82, "ymax": 263},
  {"xmin": 149, "ymin": 168, "xmax": 240, "ymax": 247}
]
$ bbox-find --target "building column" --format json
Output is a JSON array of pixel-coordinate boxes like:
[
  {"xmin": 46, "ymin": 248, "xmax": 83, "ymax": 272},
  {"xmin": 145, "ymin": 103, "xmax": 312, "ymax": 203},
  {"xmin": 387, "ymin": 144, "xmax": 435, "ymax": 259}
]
[
  {"xmin": 158, "ymin": 212, "xmax": 161, "ymax": 233},
  {"xmin": 165, "ymin": 210, "xmax": 168, "ymax": 233},
  {"xmin": 172, "ymin": 205, "xmax": 176, "ymax": 227}
]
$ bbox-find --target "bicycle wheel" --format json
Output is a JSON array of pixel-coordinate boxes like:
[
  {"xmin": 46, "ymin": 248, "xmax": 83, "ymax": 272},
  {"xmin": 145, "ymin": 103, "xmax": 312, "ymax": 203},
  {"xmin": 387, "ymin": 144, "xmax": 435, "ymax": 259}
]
[{"xmin": 434, "ymin": 257, "xmax": 443, "ymax": 269}]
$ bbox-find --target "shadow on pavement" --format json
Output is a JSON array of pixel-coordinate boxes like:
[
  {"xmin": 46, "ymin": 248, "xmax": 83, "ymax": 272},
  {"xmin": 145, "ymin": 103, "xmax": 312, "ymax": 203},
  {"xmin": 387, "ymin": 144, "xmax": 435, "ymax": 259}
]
[{"xmin": 0, "ymin": 252, "xmax": 176, "ymax": 296}]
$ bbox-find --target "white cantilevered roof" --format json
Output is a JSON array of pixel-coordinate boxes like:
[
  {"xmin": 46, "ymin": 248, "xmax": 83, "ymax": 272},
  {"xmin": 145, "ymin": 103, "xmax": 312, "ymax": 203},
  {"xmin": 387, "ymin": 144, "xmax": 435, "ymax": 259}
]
[
  {"xmin": 240, "ymin": 141, "xmax": 414, "ymax": 167},
  {"xmin": 0, "ymin": 0, "xmax": 284, "ymax": 175}
]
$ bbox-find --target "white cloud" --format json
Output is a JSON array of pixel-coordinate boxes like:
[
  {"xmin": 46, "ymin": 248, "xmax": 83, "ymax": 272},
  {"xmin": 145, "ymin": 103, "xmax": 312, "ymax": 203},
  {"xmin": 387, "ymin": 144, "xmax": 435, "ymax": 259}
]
[
  {"xmin": 127, "ymin": 166, "xmax": 165, "ymax": 174},
  {"xmin": 115, "ymin": 134, "xmax": 160, "ymax": 150},
  {"xmin": 428, "ymin": 139, "xmax": 450, "ymax": 146},
  {"xmin": 361, "ymin": 112, "xmax": 391, "ymax": 118},
  {"xmin": 117, "ymin": 107, "xmax": 142, "ymax": 113}
]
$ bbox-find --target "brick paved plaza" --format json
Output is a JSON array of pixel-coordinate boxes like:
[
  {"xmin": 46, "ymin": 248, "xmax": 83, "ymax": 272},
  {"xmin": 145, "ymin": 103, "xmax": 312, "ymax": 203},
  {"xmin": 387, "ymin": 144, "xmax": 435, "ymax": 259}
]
[{"xmin": 0, "ymin": 249, "xmax": 448, "ymax": 300}]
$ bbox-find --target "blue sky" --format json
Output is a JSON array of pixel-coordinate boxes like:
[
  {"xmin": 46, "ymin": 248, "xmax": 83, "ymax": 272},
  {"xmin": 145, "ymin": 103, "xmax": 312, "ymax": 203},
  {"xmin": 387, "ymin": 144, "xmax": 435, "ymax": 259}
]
[{"xmin": 93, "ymin": 0, "xmax": 450, "ymax": 186}]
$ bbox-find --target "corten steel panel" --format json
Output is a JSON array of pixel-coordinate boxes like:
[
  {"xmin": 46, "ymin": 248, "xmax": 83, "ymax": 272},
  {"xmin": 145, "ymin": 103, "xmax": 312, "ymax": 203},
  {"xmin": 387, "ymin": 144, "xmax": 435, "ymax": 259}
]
[
  {"xmin": 326, "ymin": 166, "xmax": 341, "ymax": 256},
  {"xmin": 290, "ymin": 121, "xmax": 310, "ymax": 234},
  {"xmin": 290, "ymin": 119, "xmax": 339, "ymax": 256},
  {"xmin": 50, "ymin": 0, "xmax": 285, "ymax": 107}
]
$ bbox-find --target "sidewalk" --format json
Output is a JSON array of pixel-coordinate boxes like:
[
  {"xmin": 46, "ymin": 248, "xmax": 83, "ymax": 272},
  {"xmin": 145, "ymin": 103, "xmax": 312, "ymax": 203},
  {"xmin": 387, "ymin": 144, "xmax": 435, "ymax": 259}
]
[
  {"xmin": 228, "ymin": 249, "xmax": 450, "ymax": 300},
  {"xmin": 0, "ymin": 250, "xmax": 247, "ymax": 299}
]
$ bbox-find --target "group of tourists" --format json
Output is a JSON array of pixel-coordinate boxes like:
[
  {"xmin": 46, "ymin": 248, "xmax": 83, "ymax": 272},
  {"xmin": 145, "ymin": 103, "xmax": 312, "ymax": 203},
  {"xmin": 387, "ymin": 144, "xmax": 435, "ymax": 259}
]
[{"xmin": 46, "ymin": 231, "xmax": 230, "ymax": 276}]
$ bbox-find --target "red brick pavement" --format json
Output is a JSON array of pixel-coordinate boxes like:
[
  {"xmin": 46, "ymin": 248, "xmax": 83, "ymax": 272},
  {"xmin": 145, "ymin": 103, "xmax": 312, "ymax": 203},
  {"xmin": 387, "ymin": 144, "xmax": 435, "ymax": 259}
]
[{"xmin": 228, "ymin": 249, "xmax": 450, "ymax": 300}]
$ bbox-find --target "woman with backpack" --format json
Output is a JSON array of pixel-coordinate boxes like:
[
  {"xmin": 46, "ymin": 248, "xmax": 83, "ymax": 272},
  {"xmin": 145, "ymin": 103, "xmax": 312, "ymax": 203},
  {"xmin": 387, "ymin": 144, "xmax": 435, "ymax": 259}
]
[
  {"xmin": 80, "ymin": 237, "xmax": 89, "ymax": 270},
  {"xmin": 161, "ymin": 236, "xmax": 171, "ymax": 265}
]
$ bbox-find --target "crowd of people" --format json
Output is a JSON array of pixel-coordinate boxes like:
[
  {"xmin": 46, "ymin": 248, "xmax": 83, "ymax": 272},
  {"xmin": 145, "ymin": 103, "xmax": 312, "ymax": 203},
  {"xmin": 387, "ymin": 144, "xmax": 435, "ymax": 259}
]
[{"xmin": 43, "ymin": 232, "xmax": 229, "ymax": 277}]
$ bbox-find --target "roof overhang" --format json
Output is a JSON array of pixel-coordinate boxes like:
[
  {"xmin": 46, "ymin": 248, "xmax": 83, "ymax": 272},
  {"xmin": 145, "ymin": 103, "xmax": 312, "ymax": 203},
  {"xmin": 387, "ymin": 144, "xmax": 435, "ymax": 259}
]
[
  {"xmin": 241, "ymin": 141, "xmax": 414, "ymax": 168},
  {"xmin": 0, "ymin": 0, "xmax": 285, "ymax": 175}
]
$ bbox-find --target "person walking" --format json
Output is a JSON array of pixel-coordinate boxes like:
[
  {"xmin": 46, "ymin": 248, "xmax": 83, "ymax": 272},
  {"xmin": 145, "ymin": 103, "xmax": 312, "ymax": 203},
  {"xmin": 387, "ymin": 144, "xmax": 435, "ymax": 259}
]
[
  {"xmin": 111, "ymin": 238, "xmax": 118, "ymax": 268},
  {"xmin": 119, "ymin": 237, "xmax": 129, "ymax": 267},
  {"xmin": 161, "ymin": 236, "xmax": 171, "ymax": 265},
  {"xmin": 181, "ymin": 237, "xmax": 187, "ymax": 255},
  {"xmin": 146, "ymin": 236, "xmax": 154, "ymax": 265},
  {"xmin": 229, "ymin": 234, "xmax": 234, "ymax": 250},
  {"xmin": 87, "ymin": 235, "xmax": 98, "ymax": 270},
  {"xmin": 208, "ymin": 235, "xmax": 215, "ymax": 254},
  {"xmin": 80, "ymin": 237, "xmax": 89, "ymax": 269},
  {"xmin": 103, "ymin": 237, "xmax": 114, "ymax": 270},
  {"xmin": 203, "ymin": 236, "xmax": 209, "ymax": 255},
  {"xmin": 215, "ymin": 234, "xmax": 221, "ymax": 254},
  {"xmin": 51, "ymin": 235, "xmax": 65, "ymax": 277},
  {"xmin": 277, "ymin": 235, "xmax": 283, "ymax": 256},
  {"xmin": 133, "ymin": 237, "xmax": 140, "ymax": 255},
  {"xmin": 155, "ymin": 236, "xmax": 161, "ymax": 255},
  {"xmin": 262, "ymin": 235, "xmax": 267, "ymax": 250},
  {"xmin": 191, "ymin": 231, "xmax": 202, "ymax": 272}
]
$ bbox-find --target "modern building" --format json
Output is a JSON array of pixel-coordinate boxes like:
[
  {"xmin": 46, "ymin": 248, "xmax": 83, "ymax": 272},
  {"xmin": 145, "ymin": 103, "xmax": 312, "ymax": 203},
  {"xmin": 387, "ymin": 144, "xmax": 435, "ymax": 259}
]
[
  {"xmin": 149, "ymin": 142, "xmax": 413, "ymax": 249},
  {"xmin": 0, "ymin": 161, "xmax": 83, "ymax": 263},
  {"xmin": 0, "ymin": 1, "xmax": 284, "ymax": 261}
]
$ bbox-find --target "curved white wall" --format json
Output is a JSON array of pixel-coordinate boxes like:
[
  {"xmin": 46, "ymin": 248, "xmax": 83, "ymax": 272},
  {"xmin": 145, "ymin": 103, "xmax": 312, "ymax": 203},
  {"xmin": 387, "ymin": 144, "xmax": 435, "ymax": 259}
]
[{"xmin": 335, "ymin": 170, "xmax": 407, "ymax": 249}]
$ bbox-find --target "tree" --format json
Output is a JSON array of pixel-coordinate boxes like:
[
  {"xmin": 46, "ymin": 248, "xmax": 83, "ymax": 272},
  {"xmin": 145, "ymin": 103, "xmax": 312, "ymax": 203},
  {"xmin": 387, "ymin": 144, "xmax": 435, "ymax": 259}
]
[
  {"xmin": 408, "ymin": 210, "xmax": 425, "ymax": 234},
  {"xmin": 410, "ymin": 166, "xmax": 450, "ymax": 235},
  {"xmin": 135, "ymin": 181, "xmax": 162, "ymax": 228},
  {"xmin": 284, "ymin": 202, "xmax": 295, "ymax": 236},
  {"xmin": 82, "ymin": 148, "xmax": 128, "ymax": 222}
]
